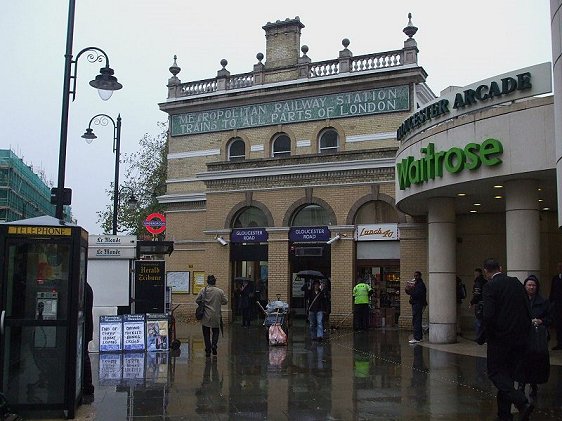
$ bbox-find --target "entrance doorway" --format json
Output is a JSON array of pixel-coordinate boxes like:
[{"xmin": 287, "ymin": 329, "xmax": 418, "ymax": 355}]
[
  {"xmin": 357, "ymin": 261, "xmax": 400, "ymax": 327},
  {"xmin": 230, "ymin": 244, "xmax": 268, "ymax": 322},
  {"xmin": 289, "ymin": 243, "xmax": 331, "ymax": 317}
]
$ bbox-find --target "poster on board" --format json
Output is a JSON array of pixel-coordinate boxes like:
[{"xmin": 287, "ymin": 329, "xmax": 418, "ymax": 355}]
[
  {"xmin": 123, "ymin": 314, "xmax": 146, "ymax": 351},
  {"xmin": 99, "ymin": 315, "xmax": 123, "ymax": 352},
  {"xmin": 167, "ymin": 271, "xmax": 190, "ymax": 293},
  {"xmin": 146, "ymin": 313, "xmax": 169, "ymax": 351},
  {"xmin": 192, "ymin": 271, "xmax": 206, "ymax": 294}
]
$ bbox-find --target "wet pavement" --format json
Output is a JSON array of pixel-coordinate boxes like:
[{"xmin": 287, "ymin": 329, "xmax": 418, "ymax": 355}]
[{"xmin": 22, "ymin": 321, "xmax": 562, "ymax": 420}]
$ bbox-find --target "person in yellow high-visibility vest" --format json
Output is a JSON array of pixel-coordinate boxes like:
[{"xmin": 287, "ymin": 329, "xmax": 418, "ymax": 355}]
[{"xmin": 353, "ymin": 276, "xmax": 373, "ymax": 331}]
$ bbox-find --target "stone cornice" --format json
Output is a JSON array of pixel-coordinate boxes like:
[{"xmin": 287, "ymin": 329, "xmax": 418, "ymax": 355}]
[{"xmin": 198, "ymin": 157, "xmax": 395, "ymax": 182}]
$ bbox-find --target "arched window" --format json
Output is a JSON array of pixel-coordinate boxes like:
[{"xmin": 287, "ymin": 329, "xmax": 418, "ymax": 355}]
[
  {"xmin": 354, "ymin": 200, "xmax": 399, "ymax": 224},
  {"xmin": 272, "ymin": 134, "xmax": 291, "ymax": 157},
  {"xmin": 291, "ymin": 204, "xmax": 330, "ymax": 226},
  {"xmin": 228, "ymin": 137, "xmax": 245, "ymax": 161},
  {"xmin": 318, "ymin": 128, "xmax": 339, "ymax": 154},
  {"xmin": 233, "ymin": 206, "xmax": 269, "ymax": 228}
]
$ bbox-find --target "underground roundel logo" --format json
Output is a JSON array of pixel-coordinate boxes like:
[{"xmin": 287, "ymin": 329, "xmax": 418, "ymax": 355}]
[{"xmin": 144, "ymin": 213, "xmax": 166, "ymax": 235}]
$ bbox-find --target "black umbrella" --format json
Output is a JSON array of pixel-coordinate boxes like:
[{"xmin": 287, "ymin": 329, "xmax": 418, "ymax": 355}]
[
  {"xmin": 234, "ymin": 277, "xmax": 252, "ymax": 283},
  {"xmin": 296, "ymin": 270, "xmax": 325, "ymax": 279}
]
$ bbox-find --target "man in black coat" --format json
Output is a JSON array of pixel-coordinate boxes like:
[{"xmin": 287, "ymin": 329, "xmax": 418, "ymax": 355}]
[
  {"xmin": 549, "ymin": 262, "xmax": 562, "ymax": 350},
  {"xmin": 83, "ymin": 281, "xmax": 94, "ymax": 395},
  {"xmin": 481, "ymin": 258, "xmax": 533, "ymax": 420},
  {"xmin": 405, "ymin": 271, "xmax": 427, "ymax": 344},
  {"xmin": 469, "ymin": 268, "xmax": 487, "ymax": 338}
]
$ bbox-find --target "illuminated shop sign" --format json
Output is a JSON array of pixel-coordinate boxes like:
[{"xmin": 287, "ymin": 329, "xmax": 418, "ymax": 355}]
[
  {"xmin": 171, "ymin": 86, "xmax": 409, "ymax": 136},
  {"xmin": 8, "ymin": 226, "xmax": 72, "ymax": 236},
  {"xmin": 355, "ymin": 224, "xmax": 399, "ymax": 241},
  {"xmin": 396, "ymin": 62, "xmax": 552, "ymax": 141},
  {"xmin": 397, "ymin": 138, "xmax": 503, "ymax": 190},
  {"xmin": 231, "ymin": 228, "xmax": 268, "ymax": 243},
  {"xmin": 289, "ymin": 226, "xmax": 330, "ymax": 242}
]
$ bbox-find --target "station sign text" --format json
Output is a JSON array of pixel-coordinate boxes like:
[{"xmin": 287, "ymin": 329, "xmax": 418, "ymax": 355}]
[{"xmin": 171, "ymin": 86, "xmax": 409, "ymax": 136}]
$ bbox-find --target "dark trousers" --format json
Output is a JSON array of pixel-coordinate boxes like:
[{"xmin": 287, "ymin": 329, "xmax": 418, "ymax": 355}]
[
  {"xmin": 354, "ymin": 304, "xmax": 369, "ymax": 330},
  {"xmin": 555, "ymin": 311, "xmax": 562, "ymax": 346},
  {"xmin": 241, "ymin": 306, "xmax": 252, "ymax": 326},
  {"xmin": 412, "ymin": 304, "xmax": 423, "ymax": 341},
  {"xmin": 82, "ymin": 345, "xmax": 93, "ymax": 393},
  {"xmin": 202, "ymin": 325, "xmax": 219, "ymax": 355},
  {"xmin": 487, "ymin": 340, "xmax": 528, "ymax": 419}
]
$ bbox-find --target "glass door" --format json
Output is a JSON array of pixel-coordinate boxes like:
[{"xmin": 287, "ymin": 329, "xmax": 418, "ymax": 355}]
[{"xmin": 1, "ymin": 239, "xmax": 71, "ymax": 406}]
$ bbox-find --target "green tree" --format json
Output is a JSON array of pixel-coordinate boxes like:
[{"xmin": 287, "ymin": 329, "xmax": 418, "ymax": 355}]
[{"xmin": 97, "ymin": 122, "xmax": 168, "ymax": 237}]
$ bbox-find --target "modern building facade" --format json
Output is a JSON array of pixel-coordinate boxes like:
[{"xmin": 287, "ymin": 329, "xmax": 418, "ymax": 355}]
[
  {"xmin": 159, "ymin": 15, "xmax": 435, "ymax": 326},
  {"xmin": 395, "ymin": 62, "xmax": 562, "ymax": 343},
  {"xmin": 0, "ymin": 149, "xmax": 55, "ymax": 222}
]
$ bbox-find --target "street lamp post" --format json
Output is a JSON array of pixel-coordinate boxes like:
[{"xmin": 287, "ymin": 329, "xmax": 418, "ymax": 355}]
[
  {"xmin": 54, "ymin": 0, "xmax": 123, "ymax": 221},
  {"xmin": 81, "ymin": 114, "xmax": 122, "ymax": 235}
]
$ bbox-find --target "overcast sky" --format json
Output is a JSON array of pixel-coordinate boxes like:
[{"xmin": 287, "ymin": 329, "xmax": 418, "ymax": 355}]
[{"xmin": 0, "ymin": 1, "xmax": 552, "ymax": 235}]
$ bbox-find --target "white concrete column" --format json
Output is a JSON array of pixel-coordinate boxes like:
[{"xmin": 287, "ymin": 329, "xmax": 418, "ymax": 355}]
[
  {"xmin": 505, "ymin": 179, "xmax": 540, "ymax": 280},
  {"xmin": 427, "ymin": 197, "xmax": 457, "ymax": 344},
  {"xmin": 551, "ymin": 1, "xmax": 562, "ymax": 229}
]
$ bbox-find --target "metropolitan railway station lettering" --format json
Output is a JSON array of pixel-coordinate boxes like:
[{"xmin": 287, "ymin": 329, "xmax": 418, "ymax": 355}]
[{"xmin": 171, "ymin": 86, "xmax": 409, "ymax": 136}]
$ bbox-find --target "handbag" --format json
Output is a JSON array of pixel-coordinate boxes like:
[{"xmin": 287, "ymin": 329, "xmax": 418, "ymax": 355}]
[
  {"xmin": 527, "ymin": 324, "xmax": 549, "ymax": 356},
  {"xmin": 195, "ymin": 287, "xmax": 207, "ymax": 320}
]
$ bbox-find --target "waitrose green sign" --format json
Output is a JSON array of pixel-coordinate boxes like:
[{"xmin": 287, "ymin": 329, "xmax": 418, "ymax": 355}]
[
  {"xmin": 397, "ymin": 138, "xmax": 503, "ymax": 190},
  {"xmin": 171, "ymin": 86, "xmax": 409, "ymax": 136}
]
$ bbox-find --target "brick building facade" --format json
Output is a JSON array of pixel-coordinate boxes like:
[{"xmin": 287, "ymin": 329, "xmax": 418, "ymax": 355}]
[{"xmin": 159, "ymin": 15, "xmax": 435, "ymax": 328}]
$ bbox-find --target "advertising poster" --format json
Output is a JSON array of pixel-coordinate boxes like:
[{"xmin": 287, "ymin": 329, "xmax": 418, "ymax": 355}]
[
  {"xmin": 99, "ymin": 315, "xmax": 123, "ymax": 352},
  {"xmin": 146, "ymin": 313, "xmax": 169, "ymax": 351},
  {"xmin": 167, "ymin": 271, "xmax": 190, "ymax": 293},
  {"xmin": 123, "ymin": 314, "xmax": 146, "ymax": 351},
  {"xmin": 134, "ymin": 260, "xmax": 166, "ymax": 314},
  {"xmin": 192, "ymin": 271, "xmax": 206, "ymax": 294}
]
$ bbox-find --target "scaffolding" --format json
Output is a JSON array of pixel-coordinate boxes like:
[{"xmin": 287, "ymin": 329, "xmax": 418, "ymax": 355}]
[{"xmin": 0, "ymin": 149, "xmax": 56, "ymax": 222}]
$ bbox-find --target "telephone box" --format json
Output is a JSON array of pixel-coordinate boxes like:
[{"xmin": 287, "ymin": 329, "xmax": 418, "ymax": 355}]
[{"xmin": 0, "ymin": 216, "xmax": 88, "ymax": 418}]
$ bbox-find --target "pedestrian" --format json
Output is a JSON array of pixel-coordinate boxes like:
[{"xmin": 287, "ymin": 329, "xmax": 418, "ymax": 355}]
[
  {"xmin": 480, "ymin": 258, "xmax": 534, "ymax": 420},
  {"xmin": 405, "ymin": 271, "xmax": 427, "ymax": 344},
  {"xmin": 239, "ymin": 278, "xmax": 254, "ymax": 327},
  {"xmin": 515, "ymin": 274, "xmax": 551, "ymax": 402},
  {"xmin": 352, "ymin": 276, "xmax": 372, "ymax": 331},
  {"xmin": 308, "ymin": 280, "xmax": 329, "ymax": 341},
  {"xmin": 301, "ymin": 279, "xmax": 313, "ymax": 320},
  {"xmin": 549, "ymin": 262, "xmax": 562, "ymax": 350},
  {"xmin": 469, "ymin": 268, "xmax": 487, "ymax": 339},
  {"xmin": 196, "ymin": 275, "xmax": 228, "ymax": 358},
  {"xmin": 82, "ymin": 281, "xmax": 94, "ymax": 396}
]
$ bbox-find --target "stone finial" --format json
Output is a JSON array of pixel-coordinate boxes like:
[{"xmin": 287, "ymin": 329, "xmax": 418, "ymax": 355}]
[
  {"xmin": 168, "ymin": 55, "xmax": 181, "ymax": 86},
  {"xmin": 217, "ymin": 59, "xmax": 230, "ymax": 78},
  {"xmin": 339, "ymin": 38, "xmax": 352, "ymax": 59},
  {"xmin": 298, "ymin": 45, "xmax": 311, "ymax": 65},
  {"xmin": 403, "ymin": 13, "xmax": 418, "ymax": 39},
  {"xmin": 254, "ymin": 53, "xmax": 265, "ymax": 74}
]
